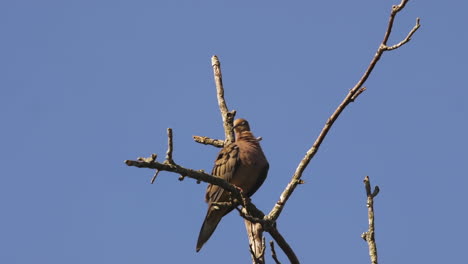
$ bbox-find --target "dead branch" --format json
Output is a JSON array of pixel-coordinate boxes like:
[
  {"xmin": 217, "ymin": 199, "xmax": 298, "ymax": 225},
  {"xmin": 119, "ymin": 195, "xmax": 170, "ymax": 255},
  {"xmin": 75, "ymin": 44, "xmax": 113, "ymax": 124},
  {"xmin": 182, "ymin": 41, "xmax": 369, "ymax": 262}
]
[
  {"xmin": 247, "ymin": 223, "xmax": 266, "ymax": 264},
  {"xmin": 361, "ymin": 176, "xmax": 380, "ymax": 264},
  {"xmin": 126, "ymin": 159, "xmax": 250, "ymax": 205},
  {"xmin": 192, "ymin": 135, "xmax": 224, "ymax": 148},
  {"xmin": 164, "ymin": 128, "xmax": 175, "ymax": 165},
  {"xmin": 269, "ymin": 226, "xmax": 299, "ymax": 264},
  {"xmin": 266, "ymin": 0, "xmax": 420, "ymax": 223},
  {"xmin": 212, "ymin": 55, "xmax": 236, "ymax": 144},
  {"xmin": 385, "ymin": 18, "xmax": 420, "ymax": 51},
  {"xmin": 270, "ymin": 241, "xmax": 282, "ymax": 264}
]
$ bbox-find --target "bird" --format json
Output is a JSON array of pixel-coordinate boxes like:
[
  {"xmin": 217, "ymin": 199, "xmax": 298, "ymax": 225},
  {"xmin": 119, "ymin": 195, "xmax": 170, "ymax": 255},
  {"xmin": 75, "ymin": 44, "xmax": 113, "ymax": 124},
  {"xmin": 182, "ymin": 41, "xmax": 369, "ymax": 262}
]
[{"xmin": 196, "ymin": 118, "xmax": 269, "ymax": 252}]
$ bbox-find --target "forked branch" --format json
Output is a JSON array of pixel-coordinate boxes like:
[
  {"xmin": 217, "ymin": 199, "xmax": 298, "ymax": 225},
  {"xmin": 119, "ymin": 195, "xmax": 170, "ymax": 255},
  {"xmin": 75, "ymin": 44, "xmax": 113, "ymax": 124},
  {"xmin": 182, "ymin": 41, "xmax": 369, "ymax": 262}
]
[
  {"xmin": 361, "ymin": 176, "xmax": 380, "ymax": 264},
  {"xmin": 266, "ymin": 0, "xmax": 420, "ymax": 223}
]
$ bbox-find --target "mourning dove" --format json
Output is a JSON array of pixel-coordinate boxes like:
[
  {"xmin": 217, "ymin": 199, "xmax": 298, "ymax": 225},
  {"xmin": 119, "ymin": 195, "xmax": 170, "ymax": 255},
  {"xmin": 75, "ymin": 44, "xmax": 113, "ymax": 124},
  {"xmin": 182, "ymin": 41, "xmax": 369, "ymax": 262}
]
[{"xmin": 196, "ymin": 118, "xmax": 269, "ymax": 252}]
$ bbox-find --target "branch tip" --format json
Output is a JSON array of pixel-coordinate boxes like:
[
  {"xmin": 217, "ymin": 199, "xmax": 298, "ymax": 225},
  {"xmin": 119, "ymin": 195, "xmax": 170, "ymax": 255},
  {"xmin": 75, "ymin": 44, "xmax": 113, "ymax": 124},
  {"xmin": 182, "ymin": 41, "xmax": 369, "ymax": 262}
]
[
  {"xmin": 372, "ymin": 186, "xmax": 380, "ymax": 197},
  {"xmin": 150, "ymin": 170, "xmax": 160, "ymax": 184},
  {"xmin": 351, "ymin": 86, "xmax": 367, "ymax": 101},
  {"xmin": 363, "ymin": 176, "xmax": 379, "ymax": 264},
  {"xmin": 164, "ymin": 128, "xmax": 175, "ymax": 165},
  {"xmin": 193, "ymin": 135, "xmax": 225, "ymax": 148}
]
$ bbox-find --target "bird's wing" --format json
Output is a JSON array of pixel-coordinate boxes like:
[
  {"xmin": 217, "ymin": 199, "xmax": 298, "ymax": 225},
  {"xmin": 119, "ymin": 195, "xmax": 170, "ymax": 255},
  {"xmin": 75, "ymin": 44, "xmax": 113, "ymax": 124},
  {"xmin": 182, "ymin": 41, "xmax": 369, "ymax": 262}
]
[{"xmin": 205, "ymin": 143, "xmax": 240, "ymax": 204}]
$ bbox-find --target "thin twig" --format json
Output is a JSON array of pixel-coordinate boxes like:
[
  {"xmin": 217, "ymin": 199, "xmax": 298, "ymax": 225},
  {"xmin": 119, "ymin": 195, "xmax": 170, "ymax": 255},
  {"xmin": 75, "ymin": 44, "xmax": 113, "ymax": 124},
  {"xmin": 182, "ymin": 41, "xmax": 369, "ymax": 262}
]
[
  {"xmin": 385, "ymin": 17, "xmax": 421, "ymax": 51},
  {"xmin": 361, "ymin": 176, "xmax": 379, "ymax": 264},
  {"xmin": 382, "ymin": 0, "xmax": 409, "ymax": 45},
  {"xmin": 212, "ymin": 55, "xmax": 236, "ymax": 144},
  {"xmin": 270, "ymin": 241, "xmax": 282, "ymax": 264},
  {"xmin": 266, "ymin": 0, "xmax": 420, "ymax": 223},
  {"xmin": 268, "ymin": 226, "xmax": 299, "ymax": 264},
  {"xmin": 192, "ymin": 135, "xmax": 261, "ymax": 148},
  {"xmin": 150, "ymin": 170, "xmax": 160, "ymax": 184},
  {"xmin": 350, "ymin": 87, "xmax": 367, "ymax": 102},
  {"xmin": 146, "ymin": 153, "xmax": 159, "ymax": 184},
  {"xmin": 164, "ymin": 128, "xmax": 175, "ymax": 165},
  {"xmin": 192, "ymin": 135, "xmax": 224, "ymax": 148}
]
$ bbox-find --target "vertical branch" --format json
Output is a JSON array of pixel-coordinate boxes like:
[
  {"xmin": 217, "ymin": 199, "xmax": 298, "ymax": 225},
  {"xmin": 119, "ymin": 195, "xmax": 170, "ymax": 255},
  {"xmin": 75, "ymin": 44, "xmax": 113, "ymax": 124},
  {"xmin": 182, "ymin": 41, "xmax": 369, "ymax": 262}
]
[
  {"xmin": 212, "ymin": 55, "xmax": 236, "ymax": 144},
  {"xmin": 245, "ymin": 221, "xmax": 265, "ymax": 264},
  {"xmin": 361, "ymin": 176, "xmax": 380, "ymax": 264},
  {"xmin": 165, "ymin": 128, "xmax": 174, "ymax": 165},
  {"xmin": 151, "ymin": 128, "xmax": 175, "ymax": 184},
  {"xmin": 212, "ymin": 56, "xmax": 263, "ymax": 262}
]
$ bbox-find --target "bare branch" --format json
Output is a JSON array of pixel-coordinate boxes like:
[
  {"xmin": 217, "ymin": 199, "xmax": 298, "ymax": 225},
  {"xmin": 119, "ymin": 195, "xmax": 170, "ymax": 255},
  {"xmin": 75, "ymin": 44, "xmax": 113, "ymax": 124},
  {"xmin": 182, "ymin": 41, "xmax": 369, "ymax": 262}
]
[
  {"xmin": 125, "ymin": 157, "xmax": 268, "ymax": 222},
  {"xmin": 246, "ymin": 222, "xmax": 265, "ymax": 264},
  {"xmin": 150, "ymin": 170, "xmax": 160, "ymax": 184},
  {"xmin": 270, "ymin": 241, "xmax": 282, "ymax": 264},
  {"xmin": 266, "ymin": 0, "xmax": 420, "ymax": 223},
  {"xmin": 361, "ymin": 176, "xmax": 379, "ymax": 264},
  {"xmin": 212, "ymin": 55, "xmax": 236, "ymax": 144},
  {"xmin": 192, "ymin": 135, "xmax": 224, "ymax": 148},
  {"xmin": 350, "ymin": 87, "xmax": 367, "ymax": 102},
  {"xmin": 164, "ymin": 128, "xmax": 175, "ymax": 165},
  {"xmin": 150, "ymin": 129, "xmax": 175, "ymax": 184},
  {"xmin": 268, "ymin": 226, "xmax": 299, "ymax": 264},
  {"xmin": 237, "ymin": 207, "xmax": 266, "ymax": 226},
  {"xmin": 141, "ymin": 154, "xmax": 159, "ymax": 184},
  {"xmin": 385, "ymin": 17, "xmax": 421, "ymax": 51},
  {"xmin": 126, "ymin": 159, "xmax": 240, "ymax": 197},
  {"xmin": 192, "ymin": 135, "xmax": 262, "ymax": 148},
  {"xmin": 382, "ymin": 0, "xmax": 410, "ymax": 45}
]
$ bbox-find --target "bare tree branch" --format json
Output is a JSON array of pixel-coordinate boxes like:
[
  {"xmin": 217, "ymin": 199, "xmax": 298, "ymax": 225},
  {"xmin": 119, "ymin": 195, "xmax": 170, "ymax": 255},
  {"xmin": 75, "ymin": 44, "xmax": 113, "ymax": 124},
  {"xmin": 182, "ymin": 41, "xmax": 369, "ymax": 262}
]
[
  {"xmin": 384, "ymin": 17, "xmax": 421, "ymax": 51},
  {"xmin": 382, "ymin": 0, "xmax": 411, "ymax": 45},
  {"xmin": 361, "ymin": 176, "xmax": 380, "ymax": 264},
  {"xmin": 270, "ymin": 241, "xmax": 282, "ymax": 264},
  {"xmin": 150, "ymin": 169, "xmax": 160, "ymax": 184},
  {"xmin": 164, "ymin": 128, "xmax": 175, "ymax": 165},
  {"xmin": 212, "ymin": 55, "xmax": 236, "ymax": 144},
  {"xmin": 247, "ymin": 222, "xmax": 266, "ymax": 264},
  {"xmin": 150, "ymin": 128, "xmax": 175, "ymax": 184},
  {"xmin": 192, "ymin": 135, "xmax": 224, "ymax": 148},
  {"xmin": 269, "ymin": 226, "xmax": 300, "ymax": 264},
  {"xmin": 126, "ymin": 159, "xmax": 252, "ymax": 204},
  {"xmin": 193, "ymin": 135, "xmax": 262, "ymax": 148},
  {"xmin": 266, "ymin": 0, "xmax": 420, "ymax": 223}
]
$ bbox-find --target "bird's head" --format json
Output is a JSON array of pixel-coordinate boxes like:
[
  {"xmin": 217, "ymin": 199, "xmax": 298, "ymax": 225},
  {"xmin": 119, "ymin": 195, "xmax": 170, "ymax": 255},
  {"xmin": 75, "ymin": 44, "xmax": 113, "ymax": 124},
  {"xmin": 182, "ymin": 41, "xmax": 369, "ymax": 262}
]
[{"xmin": 233, "ymin": 118, "xmax": 251, "ymax": 134}]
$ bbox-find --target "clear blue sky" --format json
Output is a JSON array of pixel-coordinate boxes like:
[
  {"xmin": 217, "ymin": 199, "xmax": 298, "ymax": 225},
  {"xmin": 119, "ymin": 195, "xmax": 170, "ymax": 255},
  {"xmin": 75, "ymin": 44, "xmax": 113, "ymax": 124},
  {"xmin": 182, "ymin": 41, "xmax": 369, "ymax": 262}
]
[{"xmin": 1, "ymin": 1, "xmax": 467, "ymax": 263}]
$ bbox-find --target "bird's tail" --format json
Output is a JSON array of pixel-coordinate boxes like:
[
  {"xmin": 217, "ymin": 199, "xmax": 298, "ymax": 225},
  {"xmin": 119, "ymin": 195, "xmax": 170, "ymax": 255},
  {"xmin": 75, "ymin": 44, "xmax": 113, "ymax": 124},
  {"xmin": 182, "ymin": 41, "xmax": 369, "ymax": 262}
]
[{"xmin": 196, "ymin": 205, "xmax": 227, "ymax": 252}]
